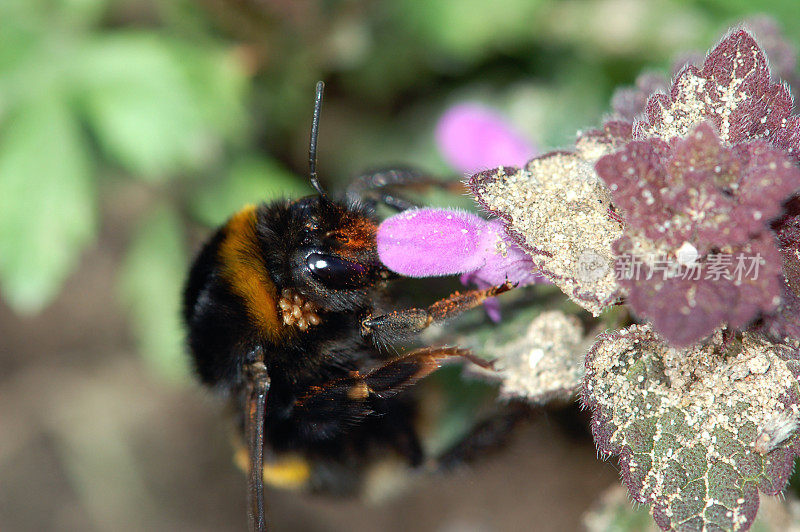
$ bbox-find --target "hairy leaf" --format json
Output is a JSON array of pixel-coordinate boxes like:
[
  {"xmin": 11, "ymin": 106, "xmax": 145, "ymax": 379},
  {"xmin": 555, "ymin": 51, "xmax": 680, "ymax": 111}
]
[
  {"xmin": 761, "ymin": 282, "xmax": 800, "ymax": 345},
  {"xmin": 584, "ymin": 484, "xmax": 800, "ymax": 532},
  {"xmin": 776, "ymin": 210, "xmax": 800, "ymax": 295},
  {"xmin": 611, "ymin": 72, "xmax": 669, "ymax": 122},
  {"xmin": 490, "ymin": 310, "xmax": 588, "ymax": 404},
  {"xmin": 762, "ymin": 205, "xmax": 800, "ymax": 342},
  {"xmin": 470, "ymin": 137, "xmax": 626, "ymax": 316},
  {"xmin": 596, "ymin": 122, "xmax": 799, "ymax": 345},
  {"xmin": 583, "ymin": 325, "xmax": 800, "ymax": 531},
  {"xmin": 633, "ymin": 29, "xmax": 800, "ymax": 161}
]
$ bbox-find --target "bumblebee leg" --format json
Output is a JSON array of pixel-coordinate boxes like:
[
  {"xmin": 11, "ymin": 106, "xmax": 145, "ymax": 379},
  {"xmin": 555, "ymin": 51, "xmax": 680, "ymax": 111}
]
[
  {"xmin": 373, "ymin": 192, "xmax": 419, "ymax": 212},
  {"xmin": 362, "ymin": 281, "xmax": 514, "ymax": 345},
  {"xmin": 346, "ymin": 167, "xmax": 427, "ymax": 196},
  {"xmin": 297, "ymin": 346, "xmax": 488, "ymax": 420},
  {"xmin": 354, "ymin": 345, "xmax": 492, "ymax": 394},
  {"xmin": 346, "ymin": 167, "xmax": 465, "ymax": 211},
  {"xmin": 434, "ymin": 400, "xmax": 531, "ymax": 471},
  {"xmin": 244, "ymin": 356, "xmax": 269, "ymax": 532}
]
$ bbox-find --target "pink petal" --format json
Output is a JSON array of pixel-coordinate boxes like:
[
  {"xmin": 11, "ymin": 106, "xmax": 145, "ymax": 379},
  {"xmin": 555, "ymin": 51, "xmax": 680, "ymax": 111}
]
[
  {"xmin": 468, "ymin": 221, "xmax": 545, "ymax": 287},
  {"xmin": 378, "ymin": 209, "xmax": 547, "ymax": 323},
  {"xmin": 436, "ymin": 103, "xmax": 535, "ymax": 174},
  {"xmin": 378, "ymin": 209, "xmax": 545, "ymax": 287},
  {"xmin": 483, "ymin": 297, "xmax": 503, "ymax": 323},
  {"xmin": 377, "ymin": 208, "xmax": 489, "ymax": 277}
]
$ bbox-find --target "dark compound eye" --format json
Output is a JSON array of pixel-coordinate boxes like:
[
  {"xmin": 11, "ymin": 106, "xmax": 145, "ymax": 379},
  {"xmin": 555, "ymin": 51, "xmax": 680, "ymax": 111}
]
[{"xmin": 305, "ymin": 252, "xmax": 368, "ymax": 289}]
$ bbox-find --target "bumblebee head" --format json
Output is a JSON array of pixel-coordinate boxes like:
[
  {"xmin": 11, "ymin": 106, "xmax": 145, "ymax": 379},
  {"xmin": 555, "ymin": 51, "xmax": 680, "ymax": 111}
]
[
  {"xmin": 256, "ymin": 196, "xmax": 392, "ymax": 314},
  {"xmin": 263, "ymin": 80, "xmax": 393, "ymax": 311}
]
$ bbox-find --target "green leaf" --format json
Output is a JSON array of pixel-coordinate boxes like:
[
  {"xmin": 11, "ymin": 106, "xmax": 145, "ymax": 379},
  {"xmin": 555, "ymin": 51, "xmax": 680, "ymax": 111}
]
[
  {"xmin": 119, "ymin": 206, "xmax": 190, "ymax": 383},
  {"xmin": 585, "ymin": 484, "xmax": 800, "ymax": 532},
  {"xmin": 170, "ymin": 42, "xmax": 248, "ymax": 141},
  {"xmin": 0, "ymin": 0, "xmax": 108, "ymax": 24},
  {"xmin": 190, "ymin": 156, "xmax": 309, "ymax": 227},
  {"xmin": 393, "ymin": 0, "xmax": 543, "ymax": 61},
  {"xmin": 0, "ymin": 16, "xmax": 67, "ymax": 115},
  {"xmin": 0, "ymin": 96, "xmax": 95, "ymax": 313},
  {"xmin": 58, "ymin": 0, "xmax": 110, "ymax": 28},
  {"xmin": 75, "ymin": 33, "xmax": 246, "ymax": 180},
  {"xmin": 584, "ymin": 326, "xmax": 800, "ymax": 531}
]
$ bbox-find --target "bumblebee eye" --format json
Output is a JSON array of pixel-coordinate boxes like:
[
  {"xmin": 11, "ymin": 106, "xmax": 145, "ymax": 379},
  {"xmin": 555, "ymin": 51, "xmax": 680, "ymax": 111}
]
[{"xmin": 306, "ymin": 252, "xmax": 368, "ymax": 288}]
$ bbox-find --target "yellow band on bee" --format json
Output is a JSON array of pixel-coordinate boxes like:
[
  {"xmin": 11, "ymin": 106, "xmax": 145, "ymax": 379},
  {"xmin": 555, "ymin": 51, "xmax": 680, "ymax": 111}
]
[
  {"xmin": 234, "ymin": 448, "xmax": 311, "ymax": 491},
  {"xmin": 219, "ymin": 205, "xmax": 284, "ymax": 339}
]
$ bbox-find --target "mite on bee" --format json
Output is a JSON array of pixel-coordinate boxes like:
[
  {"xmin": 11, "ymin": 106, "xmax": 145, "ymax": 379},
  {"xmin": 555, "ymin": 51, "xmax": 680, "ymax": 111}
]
[{"xmin": 182, "ymin": 82, "xmax": 517, "ymax": 531}]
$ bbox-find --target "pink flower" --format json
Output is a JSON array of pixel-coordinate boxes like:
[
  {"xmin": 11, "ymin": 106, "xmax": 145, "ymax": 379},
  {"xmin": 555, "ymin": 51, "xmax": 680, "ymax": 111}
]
[
  {"xmin": 436, "ymin": 103, "xmax": 535, "ymax": 174},
  {"xmin": 376, "ymin": 102, "xmax": 541, "ymax": 321},
  {"xmin": 377, "ymin": 208, "xmax": 545, "ymax": 321}
]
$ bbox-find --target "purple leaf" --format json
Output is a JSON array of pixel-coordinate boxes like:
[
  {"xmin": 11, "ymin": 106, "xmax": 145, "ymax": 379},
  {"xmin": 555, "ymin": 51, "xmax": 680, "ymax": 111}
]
[
  {"xmin": 776, "ymin": 208, "xmax": 800, "ymax": 293},
  {"xmin": 436, "ymin": 103, "xmax": 535, "ymax": 174},
  {"xmin": 596, "ymin": 121, "xmax": 800, "ymax": 346},
  {"xmin": 594, "ymin": 137, "xmax": 671, "ymax": 242},
  {"xmin": 633, "ymin": 29, "xmax": 800, "ymax": 160},
  {"xmin": 762, "ymin": 205, "xmax": 800, "ymax": 340},
  {"xmin": 761, "ymin": 282, "xmax": 800, "ymax": 342},
  {"xmin": 610, "ymin": 71, "xmax": 669, "ymax": 122}
]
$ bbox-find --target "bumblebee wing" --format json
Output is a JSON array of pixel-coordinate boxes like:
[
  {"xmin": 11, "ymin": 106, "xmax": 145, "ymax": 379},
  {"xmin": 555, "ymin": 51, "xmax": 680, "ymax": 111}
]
[{"xmin": 245, "ymin": 362, "xmax": 270, "ymax": 532}]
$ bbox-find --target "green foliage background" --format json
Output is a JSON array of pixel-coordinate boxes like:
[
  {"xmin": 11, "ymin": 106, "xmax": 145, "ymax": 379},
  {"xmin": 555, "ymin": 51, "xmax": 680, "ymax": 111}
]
[{"xmin": 1, "ymin": 1, "xmax": 798, "ymax": 529}]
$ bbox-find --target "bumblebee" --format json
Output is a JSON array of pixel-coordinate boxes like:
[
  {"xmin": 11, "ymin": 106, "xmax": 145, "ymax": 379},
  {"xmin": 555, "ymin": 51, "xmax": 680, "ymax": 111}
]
[{"xmin": 182, "ymin": 82, "xmax": 515, "ymax": 531}]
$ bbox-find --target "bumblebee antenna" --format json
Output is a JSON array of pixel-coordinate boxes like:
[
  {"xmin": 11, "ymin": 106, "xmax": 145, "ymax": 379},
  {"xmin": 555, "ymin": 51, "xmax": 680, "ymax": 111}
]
[{"xmin": 309, "ymin": 81, "xmax": 326, "ymax": 196}]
